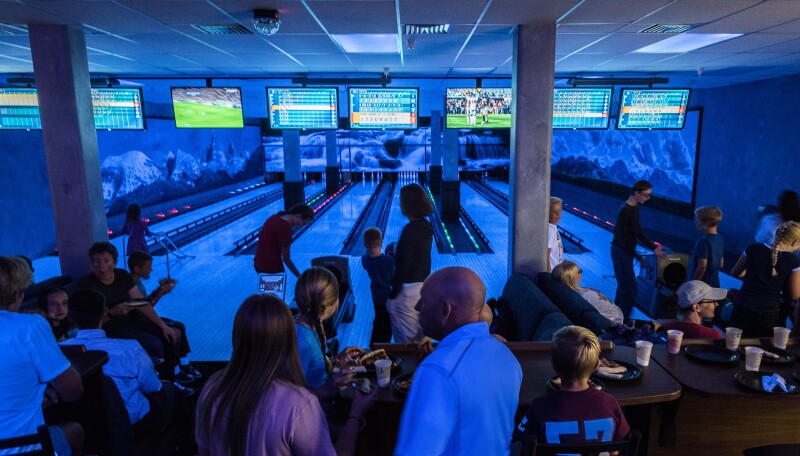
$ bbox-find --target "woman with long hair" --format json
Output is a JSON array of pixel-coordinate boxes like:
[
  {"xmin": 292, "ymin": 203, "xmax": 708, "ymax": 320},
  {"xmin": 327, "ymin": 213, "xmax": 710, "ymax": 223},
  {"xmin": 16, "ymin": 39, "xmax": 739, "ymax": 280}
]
[
  {"xmin": 294, "ymin": 267, "xmax": 363, "ymax": 397},
  {"xmin": 122, "ymin": 203, "xmax": 153, "ymax": 255},
  {"xmin": 552, "ymin": 261, "xmax": 624, "ymax": 324},
  {"xmin": 731, "ymin": 221, "xmax": 800, "ymax": 336},
  {"xmin": 196, "ymin": 294, "xmax": 374, "ymax": 455},
  {"xmin": 386, "ymin": 183, "xmax": 434, "ymax": 343}
]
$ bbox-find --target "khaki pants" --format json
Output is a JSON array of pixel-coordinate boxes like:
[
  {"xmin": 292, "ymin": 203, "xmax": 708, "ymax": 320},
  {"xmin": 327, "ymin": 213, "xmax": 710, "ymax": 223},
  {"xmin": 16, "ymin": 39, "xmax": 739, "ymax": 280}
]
[{"xmin": 387, "ymin": 282, "xmax": 424, "ymax": 343}]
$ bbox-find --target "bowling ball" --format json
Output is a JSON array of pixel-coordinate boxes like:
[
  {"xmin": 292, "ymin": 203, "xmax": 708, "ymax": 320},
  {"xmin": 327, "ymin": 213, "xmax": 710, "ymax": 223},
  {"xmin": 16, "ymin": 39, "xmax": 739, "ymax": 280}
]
[{"xmin": 385, "ymin": 242, "xmax": 397, "ymax": 258}]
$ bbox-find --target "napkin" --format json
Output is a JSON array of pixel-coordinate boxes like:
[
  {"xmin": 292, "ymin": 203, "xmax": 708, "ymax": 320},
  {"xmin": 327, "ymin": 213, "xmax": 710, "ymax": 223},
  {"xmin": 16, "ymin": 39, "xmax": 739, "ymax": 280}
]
[{"xmin": 762, "ymin": 373, "xmax": 788, "ymax": 392}]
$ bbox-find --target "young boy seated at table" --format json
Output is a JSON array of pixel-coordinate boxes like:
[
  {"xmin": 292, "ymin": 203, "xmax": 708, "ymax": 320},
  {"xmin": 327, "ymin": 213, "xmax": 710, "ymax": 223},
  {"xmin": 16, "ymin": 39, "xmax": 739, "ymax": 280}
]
[{"xmin": 513, "ymin": 326, "xmax": 630, "ymax": 448}]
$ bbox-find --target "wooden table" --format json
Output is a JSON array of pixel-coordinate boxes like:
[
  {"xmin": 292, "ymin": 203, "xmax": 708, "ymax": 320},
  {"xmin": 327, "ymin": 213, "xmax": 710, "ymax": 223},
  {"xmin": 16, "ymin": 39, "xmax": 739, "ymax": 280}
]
[
  {"xmin": 649, "ymin": 337, "xmax": 800, "ymax": 455},
  {"xmin": 346, "ymin": 342, "xmax": 681, "ymax": 455}
]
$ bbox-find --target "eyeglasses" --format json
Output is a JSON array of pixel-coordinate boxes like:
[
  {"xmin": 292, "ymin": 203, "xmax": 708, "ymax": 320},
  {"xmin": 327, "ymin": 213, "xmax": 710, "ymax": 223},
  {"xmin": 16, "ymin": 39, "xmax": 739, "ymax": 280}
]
[
  {"xmin": 698, "ymin": 300, "xmax": 719, "ymax": 305},
  {"xmin": 639, "ymin": 192, "xmax": 652, "ymax": 198}
]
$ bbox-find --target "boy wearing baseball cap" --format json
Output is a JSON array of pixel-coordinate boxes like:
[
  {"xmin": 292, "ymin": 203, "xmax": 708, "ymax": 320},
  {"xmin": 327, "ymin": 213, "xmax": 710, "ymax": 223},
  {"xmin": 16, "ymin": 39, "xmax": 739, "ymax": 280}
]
[{"xmin": 661, "ymin": 280, "xmax": 727, "ymax": 339}]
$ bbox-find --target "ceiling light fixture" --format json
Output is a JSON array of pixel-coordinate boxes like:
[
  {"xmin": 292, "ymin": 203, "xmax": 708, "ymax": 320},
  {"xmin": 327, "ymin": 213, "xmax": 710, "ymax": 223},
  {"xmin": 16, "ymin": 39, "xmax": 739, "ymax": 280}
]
[
  {"xmin": 252, "ymin": 9, "xmax": 281, "ymax": 36},
  {"xmin": 634, "ymin": 33, "xmax": 741, "ymax": 53}
]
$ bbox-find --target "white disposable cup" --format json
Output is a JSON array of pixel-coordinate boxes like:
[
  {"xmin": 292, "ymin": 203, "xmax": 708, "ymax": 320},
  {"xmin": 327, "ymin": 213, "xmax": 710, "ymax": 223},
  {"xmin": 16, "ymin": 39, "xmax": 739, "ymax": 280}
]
[
  {"xmin": 635, "ymin": 340, "xmax": 653, "ymax": 366},
  {"xmin": 773, "ymin": 327, "xmax": 791, "ymax": 350},
  {"xmin": 725, "ymin": 327, "xmax": 743, "ymax": 351},
  {"xmin": 374, "ymin": 359, "xmax": 393, "ymax": 388},
  {"xmin": 667, "ymin": 330, "xmax": 684, "ymax": 355},
  {"xmin": 745, "ymin": 346, "xmax": 764, "ymax": 372}
]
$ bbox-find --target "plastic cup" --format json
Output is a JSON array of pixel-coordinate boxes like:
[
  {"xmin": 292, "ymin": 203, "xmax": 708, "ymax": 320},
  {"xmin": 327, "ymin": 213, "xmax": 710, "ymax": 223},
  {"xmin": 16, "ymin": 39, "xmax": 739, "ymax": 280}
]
[
  {"xmin": 745, "ymin": 346, "xmax": 764, "ymax": 372},
  {"xmin": 374, "ymin": 359, "xmax": 393, "ymax": 388},
  {"xmin": 667, "ymin": 330, "xmax": 684, "ymax": 355},
  {"xmin": 773, "ymin": 327, "xmax": 791, "ymax": 350},
  {"xmin": 635, "ymin": 340, "xmax": 653, "ymax": 366},
  {"xmin": 725, "ymin": 327, "xmax": 743, "ymax": 351}
]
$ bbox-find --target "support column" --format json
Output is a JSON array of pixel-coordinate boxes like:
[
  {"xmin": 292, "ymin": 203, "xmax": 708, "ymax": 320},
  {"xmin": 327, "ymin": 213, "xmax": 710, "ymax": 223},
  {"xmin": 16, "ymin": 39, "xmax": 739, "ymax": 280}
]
[
  {"xmin": 428, "ymin": 110, "xmax": 442, "ymax": 193},
  {"xmin": 325, "ymin": 130, "xmax": 340, "ymax": 194},
  {"xmin": 29, "ymin": 24, "xmax": 106, "ymax": 278},
  {"xmin": 508, "ymin": 22, "xmax": 556, "ymax": 278},
  {"xmin": 441, "ymin": 127, "xmax": 460, "ymax": 221},
  {"xmin": 282, "ymin": 130, "xmax": 304, "ymax": 210}
]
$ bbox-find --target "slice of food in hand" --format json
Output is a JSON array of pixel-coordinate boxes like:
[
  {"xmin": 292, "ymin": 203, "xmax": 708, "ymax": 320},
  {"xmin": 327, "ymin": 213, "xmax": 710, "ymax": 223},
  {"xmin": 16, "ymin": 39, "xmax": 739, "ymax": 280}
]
[
  {"xmin": 761, "ymin": 350, "xmax": 780, "ymax": 359},
  {"xmin": 357, "ymin": 348, "xmax": 390, "ymax": 367}
]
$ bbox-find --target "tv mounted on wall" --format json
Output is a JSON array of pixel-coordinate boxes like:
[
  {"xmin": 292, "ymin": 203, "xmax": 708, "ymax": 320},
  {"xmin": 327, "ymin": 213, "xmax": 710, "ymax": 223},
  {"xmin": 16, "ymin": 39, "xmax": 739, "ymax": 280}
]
[
  {"xmin": 617, "ymin": 88, "xmax": 690, "ymax": 130},
  {"xmin": 445, "ymin": 87, "xmax": 512, "ymax": 129},
  {"xmin": 171, "ymin": 87, "xmax": 244, "ymax": 129},
  {"xmin": 348, "ymin": 87, "xmax": 418, "ymax": 130},
  {"xmin": 267, "ymin": 87, "xmax": 338, "ymax": 130},
  {"xmin": 552, "ymin": 88, "xmax": 612, "ymax": 130}
]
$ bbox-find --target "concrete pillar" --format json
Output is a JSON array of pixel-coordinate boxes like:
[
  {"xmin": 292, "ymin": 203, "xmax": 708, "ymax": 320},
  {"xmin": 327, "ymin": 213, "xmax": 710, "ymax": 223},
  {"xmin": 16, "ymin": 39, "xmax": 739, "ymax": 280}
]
[
  {"xmin": 282, "ymin": 130, "xmax": 304, "ymax": 209},
  {"xmin": 325, "ymin": 130, "xmax": 340, "ymax": 193},
  {"xmin": 28, "ymin": 24, "xmax": 106, "ymax": 278},
  {"xmin": 508, "ymin": 22, "xmax": 556, "ymax": 278},
  {"xmin": 428, "ymin": 110, "xmax": 442, "ymax": 192},
  {"xmin": 441, "ymin": 127, "xmax": 460, "ymax": 221}
]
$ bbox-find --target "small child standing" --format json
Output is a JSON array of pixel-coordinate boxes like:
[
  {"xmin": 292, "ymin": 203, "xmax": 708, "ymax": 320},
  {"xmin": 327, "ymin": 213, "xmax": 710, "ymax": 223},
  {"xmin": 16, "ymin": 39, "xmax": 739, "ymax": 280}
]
[
  {"xmin": 360, "ymin": 227, "xmax": 395, "ymax": 344},
  {"xmin": 122, "ymin": 203, "xmax": 152, "ymax": 255},
  {"xmin": 548, "ymin": 197, "xmax": 564, "ymax": 272},
  {"xmin": 689, "ymin": 206, "xmax": 724, "ymax": 287},
  {"xmin": 514, "ymin": 326, "xmax": 630, "ymax": 448}
]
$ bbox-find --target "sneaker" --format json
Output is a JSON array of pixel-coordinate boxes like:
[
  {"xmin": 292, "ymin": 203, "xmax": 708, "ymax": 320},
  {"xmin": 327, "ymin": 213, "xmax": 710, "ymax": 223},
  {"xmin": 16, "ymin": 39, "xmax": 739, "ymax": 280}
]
[
  {"xmin": 174, "ymin": 369, "xmax": 195, "ymax": 384},
  {"xmin": 181, "ymin": 363, "xmax": 202, "ymax": 380},
  {"xmin": 173, "ymin": 382, "xmax": 195, "ymax": 397}
]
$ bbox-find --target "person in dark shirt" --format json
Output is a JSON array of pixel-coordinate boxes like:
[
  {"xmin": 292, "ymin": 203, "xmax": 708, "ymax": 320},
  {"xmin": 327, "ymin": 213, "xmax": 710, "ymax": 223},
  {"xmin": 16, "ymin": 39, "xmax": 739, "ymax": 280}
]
[
  {"xmin": 661, "ymin": 280, "xmax": 726, "ymax": 339},
  {"xmin": 689, "ymin": 206, "xmax": 725, "ymax": 287},
  {"xmin": 253, "ymin": 204, "xmax": 314, "ymax": 277},
  {"xmin": 387, "ymin": 183, "xmax": 434, "ymax": 343},
  {"xmin": 610, "ymin": 180, "xmax": 663, "ymax": 318},
  {"xmin": 360, "ymin": 227, "xmax": 395, "ymax": 344},
  {"xmin": 36, "ymin": 286, "xmax": 78, "ymax": 342}
]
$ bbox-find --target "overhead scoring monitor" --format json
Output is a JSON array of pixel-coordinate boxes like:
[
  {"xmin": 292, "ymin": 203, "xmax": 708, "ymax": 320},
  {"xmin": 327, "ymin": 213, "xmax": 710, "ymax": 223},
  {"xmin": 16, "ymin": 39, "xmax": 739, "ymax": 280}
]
[
  {"xmin": 552, "ymin": 88, "xmax": 612, "ymax": 129},
  {"xmin": 267, "ymin": 87, "xmax": 338, "ymax": 130},
  {"xmin": 617, "ymin": 88, "xmax": 690, "ymax": 130},
  {"xmin": 348, "ymin": 87, "xmax": 418, "ymax": 130},
  {"xmin": 0, "ymin": 88, "xmax": 40, "ymax": 130}
]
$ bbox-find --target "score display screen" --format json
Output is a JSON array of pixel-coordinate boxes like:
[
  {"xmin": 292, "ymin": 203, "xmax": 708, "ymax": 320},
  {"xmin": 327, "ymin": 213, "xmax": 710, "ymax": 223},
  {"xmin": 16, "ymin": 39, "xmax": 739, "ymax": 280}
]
[
  {"xmin": 0, "ymin": 88, "xmax": 41, "ymax": 130},
  {"xmin": 617, "ymin": 89, "xmax": 690, "ymax": 130},
  {"xmin": 552, "ymin": 88, "xmax": 612, "ymax": 129},
  {"xmin": 0, "ymin": 88, "xmax": 145, "ymax": 130},
  {"xmin": 349, "ymin": 88, "xmax": 418, "ymax": 129},
  {"xmin": 267, "ymin": 87, "xmax": 338, "ymax": 130}
]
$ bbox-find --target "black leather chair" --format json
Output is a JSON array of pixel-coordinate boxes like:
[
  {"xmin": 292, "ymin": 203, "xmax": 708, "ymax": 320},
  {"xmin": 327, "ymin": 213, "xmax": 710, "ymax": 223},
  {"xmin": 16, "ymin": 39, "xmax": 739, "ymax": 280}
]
[
  {"xmin": 518, "ymin": 429, "xmax": 641, "ymax": 456},
  {"xmin": 0, "ymin": 425, "xmax": 55, "ymax": 456}
]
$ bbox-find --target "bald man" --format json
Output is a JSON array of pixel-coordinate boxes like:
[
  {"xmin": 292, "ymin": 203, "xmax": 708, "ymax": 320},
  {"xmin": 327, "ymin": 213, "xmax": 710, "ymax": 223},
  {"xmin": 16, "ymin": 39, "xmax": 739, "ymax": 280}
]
[{"xmin": 395, "ymin": 267, "xmax": 522, "ymax": 456}]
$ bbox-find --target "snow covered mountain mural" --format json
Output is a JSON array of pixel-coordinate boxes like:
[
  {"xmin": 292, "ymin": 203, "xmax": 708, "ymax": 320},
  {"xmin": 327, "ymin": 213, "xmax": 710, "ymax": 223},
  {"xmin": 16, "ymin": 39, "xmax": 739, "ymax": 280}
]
[
  {"xmin": 551, "ymin": 110, "xmax": 700, "ymax": 204},
  {"xmin": 97, "ymin": 118, "xmax": 263, "ymax": 215}
]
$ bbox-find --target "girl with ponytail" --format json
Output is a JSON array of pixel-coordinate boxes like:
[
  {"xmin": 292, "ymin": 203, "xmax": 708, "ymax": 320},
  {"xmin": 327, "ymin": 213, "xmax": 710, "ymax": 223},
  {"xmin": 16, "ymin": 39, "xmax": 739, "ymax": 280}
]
[
  {"xmin": 294, "ymin": 267, "xmax": 364, "ymax": 398},
  {"xmin": 730, "ymin": 221, "xmax": 800, "ymax": 336}
]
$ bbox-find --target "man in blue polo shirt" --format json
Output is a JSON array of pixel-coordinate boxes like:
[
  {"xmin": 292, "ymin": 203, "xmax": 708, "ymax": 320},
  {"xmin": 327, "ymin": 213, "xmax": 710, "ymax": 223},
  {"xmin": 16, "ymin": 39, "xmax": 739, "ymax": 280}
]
[{"xmin": 395, "ymin": 266, "xmax": 522, "ymax": 456}]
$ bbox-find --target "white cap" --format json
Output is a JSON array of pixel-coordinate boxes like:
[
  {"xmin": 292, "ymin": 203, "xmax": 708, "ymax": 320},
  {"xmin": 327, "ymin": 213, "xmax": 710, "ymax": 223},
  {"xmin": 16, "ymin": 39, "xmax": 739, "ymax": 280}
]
[{"xmin": 677, "ymin": 280, "xmax": 728, "ymax": 309}]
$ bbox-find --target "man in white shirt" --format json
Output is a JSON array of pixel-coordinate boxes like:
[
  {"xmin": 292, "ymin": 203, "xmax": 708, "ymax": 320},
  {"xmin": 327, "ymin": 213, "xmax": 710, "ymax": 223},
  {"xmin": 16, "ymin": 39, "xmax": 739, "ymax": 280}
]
[
  {"xmin": 548, "ymin": 197, "xmax": 564, "ymax": 272},
  {"xmin": 395, "ymin": 267, "xmax": 522, "ymax": 456}
]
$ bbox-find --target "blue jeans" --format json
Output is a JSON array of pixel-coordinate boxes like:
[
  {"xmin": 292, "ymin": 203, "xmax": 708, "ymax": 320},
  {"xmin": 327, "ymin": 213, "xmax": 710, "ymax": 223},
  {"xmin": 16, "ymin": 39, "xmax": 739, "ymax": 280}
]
[{"xmin": 610, "ymin": 244, "xmax": 637, "ymax": 318}]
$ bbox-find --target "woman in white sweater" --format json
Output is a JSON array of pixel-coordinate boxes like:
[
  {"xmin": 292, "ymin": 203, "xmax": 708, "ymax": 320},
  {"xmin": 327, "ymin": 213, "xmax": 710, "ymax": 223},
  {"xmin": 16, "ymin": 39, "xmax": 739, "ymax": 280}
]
[{"xmin": 552, "ymin": 261, "xmax": 624, "ymax": 324}]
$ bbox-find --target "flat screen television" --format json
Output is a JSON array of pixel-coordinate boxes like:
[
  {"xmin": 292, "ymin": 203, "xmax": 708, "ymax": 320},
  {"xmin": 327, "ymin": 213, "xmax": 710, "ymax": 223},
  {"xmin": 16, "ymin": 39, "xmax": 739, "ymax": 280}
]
[
  {"xmin": 0, "ymin": 88, "xmax": 41, "ymax": 130},
  {"xmin": 348, "ymin": 87, "xmax": 418, "ymax": 130},
  {"xmin": 171, "ymin": 87, "xmax": 244, "ymax": 128},
  {"xmin": 0, "ymin": 87, "xmax": 146, "ymax": 130},
  {"xmin": 267, "ymin": 87, "xmax": 338, "ymax": 130},
  {"xmin": 552, "ymin": 88, "xmax": 612, "ymax": 129},
  {"xmin": 91, "ymin": 88, "xmax": 145, "ymax": 130},
  {"xmin": 445, "ymin": 88, "xmax": 512, "ymax": 129},
  {"xmin": 617, "ymin": 88, "xmax": 690, "ymax": 130}
]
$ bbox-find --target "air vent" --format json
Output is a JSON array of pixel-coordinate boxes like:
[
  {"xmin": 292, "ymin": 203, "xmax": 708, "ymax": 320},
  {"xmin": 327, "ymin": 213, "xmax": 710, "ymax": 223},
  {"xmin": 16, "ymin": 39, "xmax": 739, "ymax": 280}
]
[
  {"xmin": 190, "ymin": 24, "xmax": 252, "ymax": 35},
  {"xmin": 639, "ymin": 24, "xmax": 698, "ymax": 34},
  {"xmin": 404, "ymin": 24, "xmax": 450, "ymax": 35},
  {"xmin": 0, "ymin": 23, "xmax": 28, "ymax": 35}
]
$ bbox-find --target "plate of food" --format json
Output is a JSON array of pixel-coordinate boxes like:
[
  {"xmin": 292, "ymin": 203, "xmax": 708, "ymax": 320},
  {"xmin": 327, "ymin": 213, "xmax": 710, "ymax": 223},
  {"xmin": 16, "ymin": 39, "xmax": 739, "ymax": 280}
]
[
  {"xmin": 734, "ymin": 371, "xmax": 799, "ymax": 395},
  {"xmin": 392, "ymin": 373, "xmax": 414, "ymax": 395},
  {"xmin": 684, "ymin": 344, "xmax": 739, "ymax": 364},
  {"xmin": 546, "ymin": 375, "xmax": 605, "ymax": 392},
  {"xmin": 592, "ymin": 358, "xmax": 642, "ymax": 382},
  {"xmin": 738, "ymin": 345, "xmax": 796, "ymax": 364},
  {"xmin": 335, "ymin": 349, "xmax": 402, "ymax": 374}
]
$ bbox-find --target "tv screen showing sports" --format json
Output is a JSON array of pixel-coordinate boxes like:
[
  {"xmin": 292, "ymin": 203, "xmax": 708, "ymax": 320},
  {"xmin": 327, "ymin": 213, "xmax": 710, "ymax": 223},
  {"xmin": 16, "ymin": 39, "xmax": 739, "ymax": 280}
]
[
  {"xmin": 267, "ymin": 87, "xmax": 338, "ymax": 130},
  {"xmin": 348, "ymin": 88, "xmax": 418, "ymax": 130},
  {"xmin": 171, "ymin": 87, "xmax": 244, "ymax": 128},
  {"xmin": 617, "ymin": 88, "xmax": 690, "ymax": 130},
  {"xmin": 445, "ymin": 88, "xmax": 512, "ymax": 129},
  {"xmin": 0, "ymin": 88, "xmax": 41, "ymax": 130},
  {"xmin": 552, "ymin": 88, "xmax": 612, "ymax": 129},
  {"xmin": 91, "ymin": 88, "xmax": 145, "ymax": 130}
]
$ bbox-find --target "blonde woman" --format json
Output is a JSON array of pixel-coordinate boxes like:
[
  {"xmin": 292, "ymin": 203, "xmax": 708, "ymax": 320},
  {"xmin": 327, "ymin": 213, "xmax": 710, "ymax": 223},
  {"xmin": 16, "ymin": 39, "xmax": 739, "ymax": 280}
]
[
  {"xmin": 730, "ymin": 221, "xmax": 800, "ymax": 336},
  {"xmin": 552, "ymin": 261, "xmax": 624, "ymax": 324}
]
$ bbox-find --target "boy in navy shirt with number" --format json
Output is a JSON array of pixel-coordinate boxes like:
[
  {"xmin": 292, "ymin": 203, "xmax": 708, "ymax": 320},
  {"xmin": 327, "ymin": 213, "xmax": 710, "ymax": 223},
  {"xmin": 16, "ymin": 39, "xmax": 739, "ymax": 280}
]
[
  {"xmin": 514, "ymin": 326, "xmax": 630, "ymax": 448},
  {"xmin": 360, "ymin": 227, "xmax": 395, "ymax": 344}
]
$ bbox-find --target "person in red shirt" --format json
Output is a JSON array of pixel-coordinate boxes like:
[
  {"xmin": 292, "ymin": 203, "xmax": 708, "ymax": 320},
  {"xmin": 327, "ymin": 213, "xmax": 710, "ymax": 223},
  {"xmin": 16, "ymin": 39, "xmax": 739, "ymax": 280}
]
[
  {"xmin": 661, "ymin": 280, "xmax": 727, "ymax": 339},
  {"xmin": 253, "ymin": 204, "xmax": 314, "ymax": 277}
]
